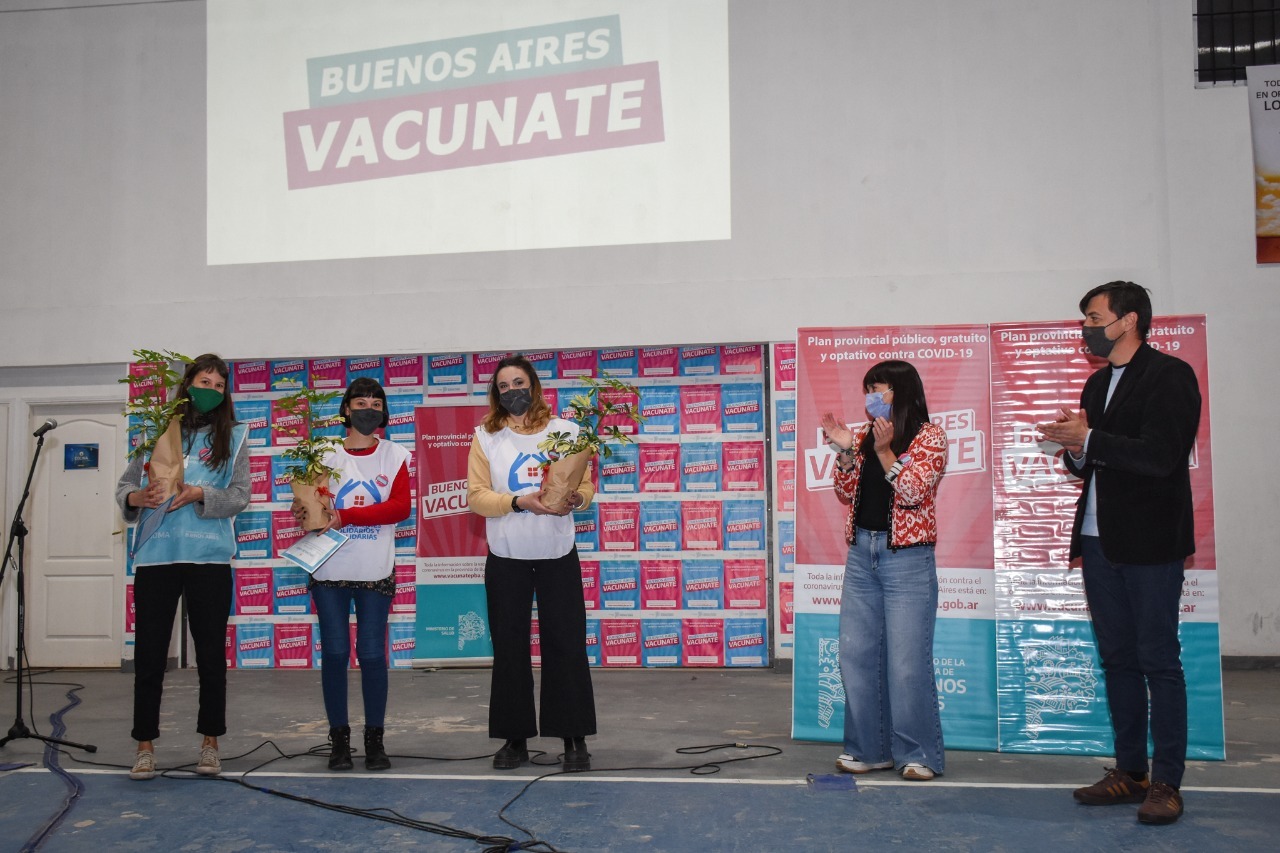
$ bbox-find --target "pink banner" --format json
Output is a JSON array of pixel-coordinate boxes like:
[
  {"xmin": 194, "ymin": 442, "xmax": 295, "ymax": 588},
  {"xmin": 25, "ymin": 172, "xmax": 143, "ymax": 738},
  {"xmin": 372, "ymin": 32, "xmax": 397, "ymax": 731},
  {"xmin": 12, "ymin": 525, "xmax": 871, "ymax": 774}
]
[
  {"xmin": 639, "ymin": 345, "xmax": 678, "ymax": 377},
  {"xmin": 272, "ymin": 510, "xmax": 305, "ymax": 558},
  {"xmin": 720, "ymin": 344, "xmax": 763, "ymax": 375},
  {"xmin": 601, "ymin": 619, "xmax": 642, "ymax": 666},
  {"xmin": 472, "ymin": 352, "xmax": 510, "ymax": 388},
  {"xmin": 722, "ymin": 441, "xmax": 765, "ymax": 491},
  {"xmin": 795, "ymin": 324, "xmax": 994, "ymax": 570},
  {"xmin": 235, "ymin": 567, "xmax": 273, "ymax": 616},
  {"xmin": 989, "ymin": 315, "xmax": 1215, "ymax": 570},
  {"xmin": 681, "ymin": 500, "xmax": 723, "ymax": 550},
  {"xmin": 640, "ymin": 560, "xmax": 681, "ymax": 609},
  {"xmin": 682, "ymin": 618, "xmax": 724, "ymax": 666},
  {"xmin": 392, "ymin": 564, "xmax": 416, "ymax": 613},
  {"xmin": 581, "ymin": 560, "xmax": 600, "ymax": 610},
  {"xmin": 249, "ymin": 455, "xmax": 271, "ymax": 503},
  {"xmin": 309, "ymin": 357, "xmax": 346, "ymax": 389},
  {"xmin": 725, "ymin": 559, "xmax": 767, "ymax": 609},
  {"xmin": 775, "ymin": 459, "xmax": 795, "ymax": 513},
  {"xmin": 270, "ymin": 398, "xmax": 307, "ymax": 446},
  {"xmin": 274, "ymin": 623, "xmax": 313, "ymax": 669},
  {"xmin": 415, "ymin": 405, "xmax": 490, "ymax": 559},
  {"xmin": 639, "ymin": 443, "xmax": 679, "ymax": 492},
  {"xmin": 385, "ymin": 355, "xmax": 424, "ymax": 387},
  {"xmin": 599, "ymin": 502, "xmax": 640, "ymax": 551},
  {"xmin": 680, "ymin": 384, "xmax": 721, "ymax": 434},
  {"xmin": 233, "ymin": 361, "xmax": 269, "ymax": 393},
  {"xmin": 772, "ymin": 342, "xmax": 797, "ymax": 392},
  {"xmin": 559, "ymin": 348, "xmax": 598, "ymax": 378}
]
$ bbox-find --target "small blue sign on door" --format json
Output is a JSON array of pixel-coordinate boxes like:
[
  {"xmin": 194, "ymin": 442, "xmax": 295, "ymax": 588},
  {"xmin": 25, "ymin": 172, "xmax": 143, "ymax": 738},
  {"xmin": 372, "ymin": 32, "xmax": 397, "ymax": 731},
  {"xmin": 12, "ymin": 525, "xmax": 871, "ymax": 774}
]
[{"xmin": 64, "ymin": 444, "xmax": 99, "ymax": 470}]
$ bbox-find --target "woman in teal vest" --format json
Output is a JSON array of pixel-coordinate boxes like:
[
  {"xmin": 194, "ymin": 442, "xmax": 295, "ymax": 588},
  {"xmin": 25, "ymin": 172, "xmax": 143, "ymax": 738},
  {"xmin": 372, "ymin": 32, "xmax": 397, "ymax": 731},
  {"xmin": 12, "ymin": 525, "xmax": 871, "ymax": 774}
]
[{"xmin": 115, "ymin": 354, "xmax": 250, "ymax": 781}]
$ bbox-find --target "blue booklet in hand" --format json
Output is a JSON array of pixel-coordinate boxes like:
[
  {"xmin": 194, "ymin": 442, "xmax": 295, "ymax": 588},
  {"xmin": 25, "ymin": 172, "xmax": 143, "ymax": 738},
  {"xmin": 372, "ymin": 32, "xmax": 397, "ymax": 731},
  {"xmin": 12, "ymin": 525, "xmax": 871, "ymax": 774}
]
[
  {"xmin": 131, "ymin": 494, "xmax": 176, "ymax": 557},
  {"xmin": 282, "ymin": 529, "xmax": 348, "ymax": 575}
]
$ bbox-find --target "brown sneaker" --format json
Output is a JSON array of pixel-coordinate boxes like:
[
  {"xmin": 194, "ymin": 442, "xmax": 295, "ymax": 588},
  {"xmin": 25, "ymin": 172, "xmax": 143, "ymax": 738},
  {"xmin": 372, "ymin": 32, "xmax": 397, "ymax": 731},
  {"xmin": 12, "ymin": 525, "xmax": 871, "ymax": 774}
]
[
  {"xmin": 1073, "ymin": 767, "xmax": 1150, "ymax": 805},
  {"xmin": 1137, "ymin": 781, "xmax": 1184, "ymax": 825}
]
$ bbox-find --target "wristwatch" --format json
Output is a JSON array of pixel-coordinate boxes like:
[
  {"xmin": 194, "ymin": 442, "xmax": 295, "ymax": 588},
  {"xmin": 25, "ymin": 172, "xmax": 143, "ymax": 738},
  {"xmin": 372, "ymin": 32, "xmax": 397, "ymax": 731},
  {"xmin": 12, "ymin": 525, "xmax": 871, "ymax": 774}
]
[{"xmin": 511, "ymin": 495, "xmax": 526, "ymax": 513}]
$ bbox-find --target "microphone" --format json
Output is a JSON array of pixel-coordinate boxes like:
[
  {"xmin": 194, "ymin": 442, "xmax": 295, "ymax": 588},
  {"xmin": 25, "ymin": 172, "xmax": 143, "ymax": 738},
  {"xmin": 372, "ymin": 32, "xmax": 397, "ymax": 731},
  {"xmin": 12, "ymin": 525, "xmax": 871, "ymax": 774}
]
[{"xmin": 33, "ymin": 419, "xmax": 58, "ymax": 438}]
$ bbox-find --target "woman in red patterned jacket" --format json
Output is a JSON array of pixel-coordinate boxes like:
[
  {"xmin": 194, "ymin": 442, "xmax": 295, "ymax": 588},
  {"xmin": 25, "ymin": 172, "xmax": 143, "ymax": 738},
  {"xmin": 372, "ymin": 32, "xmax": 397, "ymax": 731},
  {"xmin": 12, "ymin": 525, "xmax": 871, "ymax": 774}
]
[{"xmin": 820, "ymin": 359, "xmax": 947, "ymax": 782}]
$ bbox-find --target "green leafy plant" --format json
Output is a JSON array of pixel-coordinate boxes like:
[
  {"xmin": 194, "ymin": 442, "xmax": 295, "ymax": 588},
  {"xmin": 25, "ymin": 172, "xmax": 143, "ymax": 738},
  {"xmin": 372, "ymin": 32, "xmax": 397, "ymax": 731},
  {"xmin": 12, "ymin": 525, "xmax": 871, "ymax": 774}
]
[
  {"xmin": 119, "ymin": 349, "xmax": 191, "ymax": 461},
  {"xmin": 274, "ymin": 385, "xmax": 346, "ymax": 488},
  {"xmin": 539, "ymin": 376, "xmax": 646, "ymax": 463}
]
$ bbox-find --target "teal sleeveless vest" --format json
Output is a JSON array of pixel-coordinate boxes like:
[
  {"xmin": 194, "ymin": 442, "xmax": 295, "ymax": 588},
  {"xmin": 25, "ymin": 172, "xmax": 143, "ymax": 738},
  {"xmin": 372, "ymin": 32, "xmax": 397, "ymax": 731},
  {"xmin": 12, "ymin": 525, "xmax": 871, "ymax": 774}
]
[{"xmin": 135, "ymin": 423, "xmax": 247, "ymax": 567}]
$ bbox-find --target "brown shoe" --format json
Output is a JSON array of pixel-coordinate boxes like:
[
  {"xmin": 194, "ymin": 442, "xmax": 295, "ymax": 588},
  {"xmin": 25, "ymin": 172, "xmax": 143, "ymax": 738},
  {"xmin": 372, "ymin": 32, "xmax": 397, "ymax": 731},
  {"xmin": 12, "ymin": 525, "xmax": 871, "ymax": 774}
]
[
  {"xmin": 1137, "ymin": 781, "xmax": 1184, "ymax": 825},
  {"xmin": 1073, "ymin": 767, "xmax": 1150, "ymax": 805}
]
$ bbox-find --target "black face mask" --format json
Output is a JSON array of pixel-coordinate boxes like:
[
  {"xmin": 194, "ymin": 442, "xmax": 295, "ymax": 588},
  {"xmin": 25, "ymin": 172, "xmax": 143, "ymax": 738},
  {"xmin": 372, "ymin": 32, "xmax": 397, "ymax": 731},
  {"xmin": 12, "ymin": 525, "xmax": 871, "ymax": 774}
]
[
  {"xmin": 1082, "ymin": 318, "xmax": 1121, "ymax": 359},
  {"xmin": 500, "ymin": 388, "xmax": 533, "ymax": 416},
  {"xmin": 348, "ymin": 408, "xmax": 384, "ymax": 436}
]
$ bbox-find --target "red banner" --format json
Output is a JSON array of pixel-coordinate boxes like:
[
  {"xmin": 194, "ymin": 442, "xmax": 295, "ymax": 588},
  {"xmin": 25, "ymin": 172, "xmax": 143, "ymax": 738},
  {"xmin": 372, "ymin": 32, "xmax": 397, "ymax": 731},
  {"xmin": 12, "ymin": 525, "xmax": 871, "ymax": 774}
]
[
  {"xmin": 795, "ymin": 324, "xmax": 994, "ymax": 570},
  {"xmin": 415, "ymin": 405, "xmax": 489, "ymax": 559}
]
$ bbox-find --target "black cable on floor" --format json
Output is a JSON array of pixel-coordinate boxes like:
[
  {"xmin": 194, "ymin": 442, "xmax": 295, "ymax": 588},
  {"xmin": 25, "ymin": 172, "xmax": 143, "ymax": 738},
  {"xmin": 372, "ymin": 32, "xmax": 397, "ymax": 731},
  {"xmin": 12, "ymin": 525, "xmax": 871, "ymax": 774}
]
[
  {"xmin": 494, "ymin": 742, "xmax": 785, "ymax": 844},
  {"xmin": 52, "ymin": 728, "xmax": 784, "ymax": 852},
  {"xmin": 4, "ymin": 671, "xmax": 91, "ymax": 853}
]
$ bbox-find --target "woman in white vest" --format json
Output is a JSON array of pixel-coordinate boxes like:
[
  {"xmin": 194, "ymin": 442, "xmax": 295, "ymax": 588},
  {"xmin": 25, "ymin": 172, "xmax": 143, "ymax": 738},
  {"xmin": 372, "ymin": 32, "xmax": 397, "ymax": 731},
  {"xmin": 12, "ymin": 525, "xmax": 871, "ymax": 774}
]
[
  {"xmin": 115, "ymin": 354, "xmax": 250, "ymax": 781},
  {"xmin": 467, "ymin": 355, "xmax": 597, "ymax": 772},
  {"xmin": 298, "ymin": 377, "xmax": 411, "ymax": 772}
]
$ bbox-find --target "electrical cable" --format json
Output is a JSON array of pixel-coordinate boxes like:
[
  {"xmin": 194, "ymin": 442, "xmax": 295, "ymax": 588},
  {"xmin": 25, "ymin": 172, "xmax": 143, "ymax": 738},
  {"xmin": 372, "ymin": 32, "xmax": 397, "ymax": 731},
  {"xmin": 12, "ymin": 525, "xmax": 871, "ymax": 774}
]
[
  {"xmin": 494, "ymin": 742, "xmax": 785, "ymax": 844},
  {"xmin": 53, "ymin": 735, "xmax": 784, "ymax": 852},
  {"xmin": 4, "ymin": 672, "xmax": 91, "ymax": 852}
]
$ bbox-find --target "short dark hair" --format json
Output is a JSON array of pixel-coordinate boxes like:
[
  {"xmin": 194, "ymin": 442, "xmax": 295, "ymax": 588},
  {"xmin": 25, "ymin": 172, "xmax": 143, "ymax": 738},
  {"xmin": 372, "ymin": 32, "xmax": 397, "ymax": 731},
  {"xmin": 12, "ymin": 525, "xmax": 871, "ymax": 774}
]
[
  {"xmin": 860, "ymin": 359, "xmax": 930, "ymax": 457},
  {"xmin": 1079, "ymin": 280, "xmax": 1152, "ymax": 340},
  {"xmin": 340, "ymin": 376, "xmax": 388, "ymax": 427}
]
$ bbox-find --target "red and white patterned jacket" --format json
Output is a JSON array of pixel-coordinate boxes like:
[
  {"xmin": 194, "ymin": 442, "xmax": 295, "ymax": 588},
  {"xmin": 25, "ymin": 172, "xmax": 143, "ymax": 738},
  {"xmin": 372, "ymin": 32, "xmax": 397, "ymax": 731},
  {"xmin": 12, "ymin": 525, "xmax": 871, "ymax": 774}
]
[{"xmin": 833, "ymin": 421, "xmax": 947, "ymax": 550}]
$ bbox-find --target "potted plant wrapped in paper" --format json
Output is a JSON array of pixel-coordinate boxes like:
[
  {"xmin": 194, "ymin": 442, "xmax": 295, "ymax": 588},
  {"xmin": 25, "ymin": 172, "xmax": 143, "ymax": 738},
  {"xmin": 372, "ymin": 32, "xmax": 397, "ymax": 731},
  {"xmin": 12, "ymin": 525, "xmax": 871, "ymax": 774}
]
[
  {"xmin": 274, "ymin": 386, "xmax": 345, "ymax": 531},
  {"xmin": 120, "ymin": 349, "xmax": 192, "ymax": 500},
  {"xmin": 538, "ymin": 377, "xmax": 645, "ymax": 512}
]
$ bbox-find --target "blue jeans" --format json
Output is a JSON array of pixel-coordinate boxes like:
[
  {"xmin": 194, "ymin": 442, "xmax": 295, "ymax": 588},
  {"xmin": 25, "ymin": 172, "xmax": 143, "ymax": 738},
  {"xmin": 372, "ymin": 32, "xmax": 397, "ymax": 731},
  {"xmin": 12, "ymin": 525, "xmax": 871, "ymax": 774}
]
[
  {"xmin": 839, "ymin": 529, "xmax": 944, "ymax": 772},
  {"xmin": 1080, "ymin": 536, "xmax": 1187, "ymax": 787},
  {"xmin": 311, "ymin": 584, "xmax": 392, "ymax": 729}
]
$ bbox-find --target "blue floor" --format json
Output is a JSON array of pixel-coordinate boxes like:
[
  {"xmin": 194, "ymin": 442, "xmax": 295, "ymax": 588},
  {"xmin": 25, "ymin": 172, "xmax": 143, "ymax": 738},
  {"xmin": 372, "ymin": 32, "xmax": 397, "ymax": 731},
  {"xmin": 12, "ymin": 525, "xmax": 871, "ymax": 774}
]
[{"xmin": 4, "ymin": 765, "xmax": 1277, "ymax": 852}]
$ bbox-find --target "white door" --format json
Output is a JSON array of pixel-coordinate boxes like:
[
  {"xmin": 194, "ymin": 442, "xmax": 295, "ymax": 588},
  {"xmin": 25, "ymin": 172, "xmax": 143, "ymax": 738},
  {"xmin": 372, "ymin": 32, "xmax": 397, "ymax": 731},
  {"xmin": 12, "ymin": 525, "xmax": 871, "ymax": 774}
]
[{"xmin": 24, "ymin": 403, "xmax": 127, "ymax": 667}]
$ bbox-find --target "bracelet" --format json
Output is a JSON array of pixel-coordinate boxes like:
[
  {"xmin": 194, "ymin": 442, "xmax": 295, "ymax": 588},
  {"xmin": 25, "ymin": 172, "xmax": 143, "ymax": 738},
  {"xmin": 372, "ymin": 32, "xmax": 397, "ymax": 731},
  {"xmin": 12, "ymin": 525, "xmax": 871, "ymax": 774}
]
[
  {"xmin": 511, "ymin": 495, "xmax": 525, "ymax": 513},
  {"xmin": 885, "ymin": 460, "xmax": 905, "ymax": 483}
]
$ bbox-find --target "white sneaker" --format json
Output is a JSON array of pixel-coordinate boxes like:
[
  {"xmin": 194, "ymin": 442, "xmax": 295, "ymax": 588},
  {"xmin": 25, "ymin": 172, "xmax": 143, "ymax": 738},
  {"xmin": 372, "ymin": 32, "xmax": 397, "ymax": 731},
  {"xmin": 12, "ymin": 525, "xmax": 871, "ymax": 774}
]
[
  {"xmin": 901, "ymin": 762, "xmax": 935, "ymax": 780},
  {"xmin": 196, "ymin": 745, "xmax": 221, "ymax": 776},
  {"xmin": 129, "ymin": 750, "xmax": 156, "ymax": 781},
  {"xmin": 836, "ymin": 753, "xmax": 894, "ymax": 774}
]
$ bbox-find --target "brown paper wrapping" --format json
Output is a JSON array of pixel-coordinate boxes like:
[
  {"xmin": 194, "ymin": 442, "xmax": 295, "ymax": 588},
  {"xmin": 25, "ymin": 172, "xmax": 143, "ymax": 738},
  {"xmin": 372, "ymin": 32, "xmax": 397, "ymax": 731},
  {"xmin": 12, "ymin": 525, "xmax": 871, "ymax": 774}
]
[
  {"xmin": 146, "ymin": 419, "xmax": 186, "ymax": 500},
  {"xmin": 540, "ymin": 449, "xmax": 594, "ymax": 512},
  {"xmin": 290, "ymin": 480, "xmax": 333, "ymax": 532}
]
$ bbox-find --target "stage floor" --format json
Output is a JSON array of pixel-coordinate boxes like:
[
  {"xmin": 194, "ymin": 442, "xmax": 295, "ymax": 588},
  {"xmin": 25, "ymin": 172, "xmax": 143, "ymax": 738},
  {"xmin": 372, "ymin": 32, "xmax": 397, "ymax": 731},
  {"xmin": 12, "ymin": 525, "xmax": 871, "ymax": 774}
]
[{"xmin": 1, "ymin": 667, "xmax": 1277, "ymax": 851}]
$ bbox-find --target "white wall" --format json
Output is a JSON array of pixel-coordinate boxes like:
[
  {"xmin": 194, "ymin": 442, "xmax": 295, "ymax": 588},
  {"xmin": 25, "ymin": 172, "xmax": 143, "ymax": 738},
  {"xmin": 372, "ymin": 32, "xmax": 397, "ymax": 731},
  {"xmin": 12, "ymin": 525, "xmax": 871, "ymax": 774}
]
[{"xmin": 0, "ymin": 0, "xmax": 1276, "ymax": 655}]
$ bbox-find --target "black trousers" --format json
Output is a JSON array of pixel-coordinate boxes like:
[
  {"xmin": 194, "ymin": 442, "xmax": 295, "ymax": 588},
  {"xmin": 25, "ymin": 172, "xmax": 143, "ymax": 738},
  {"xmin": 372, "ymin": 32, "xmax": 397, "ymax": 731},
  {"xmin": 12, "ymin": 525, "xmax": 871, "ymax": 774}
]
[
  {"xmin": 485, "ymin": 548, "xmax": 596, "ymax": 740},
  {"xmin": 131, "ymin": 563, "xmax": 232, "ymax": 742}
]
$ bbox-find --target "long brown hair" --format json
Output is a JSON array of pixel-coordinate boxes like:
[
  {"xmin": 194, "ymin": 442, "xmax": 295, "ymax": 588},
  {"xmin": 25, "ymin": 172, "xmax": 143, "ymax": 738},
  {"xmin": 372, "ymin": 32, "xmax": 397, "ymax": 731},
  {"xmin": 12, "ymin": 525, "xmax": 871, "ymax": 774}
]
[
  {"xmin": 177, "ymin": 353, "xmax": 237, "ymax": 472},
  {"xmin": 481, "ymin": 355, "xmax": 552, "ymax": 434}
]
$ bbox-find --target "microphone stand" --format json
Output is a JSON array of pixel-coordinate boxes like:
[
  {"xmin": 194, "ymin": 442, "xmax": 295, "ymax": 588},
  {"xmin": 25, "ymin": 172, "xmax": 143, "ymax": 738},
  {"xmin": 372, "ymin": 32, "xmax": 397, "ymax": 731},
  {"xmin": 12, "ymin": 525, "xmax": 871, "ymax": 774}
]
[{"xmin": 0, "ymin": 432, "xmax": 97, "ymax": 753}]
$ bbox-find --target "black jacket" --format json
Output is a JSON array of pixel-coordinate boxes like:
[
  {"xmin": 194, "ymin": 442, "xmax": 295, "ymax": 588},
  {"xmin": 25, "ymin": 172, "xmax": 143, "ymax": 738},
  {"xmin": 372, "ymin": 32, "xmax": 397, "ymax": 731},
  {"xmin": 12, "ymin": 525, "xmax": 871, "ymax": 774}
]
[{"xmin": 1064, "ymin": 343, "xmax": 1201, "ymax": 565}]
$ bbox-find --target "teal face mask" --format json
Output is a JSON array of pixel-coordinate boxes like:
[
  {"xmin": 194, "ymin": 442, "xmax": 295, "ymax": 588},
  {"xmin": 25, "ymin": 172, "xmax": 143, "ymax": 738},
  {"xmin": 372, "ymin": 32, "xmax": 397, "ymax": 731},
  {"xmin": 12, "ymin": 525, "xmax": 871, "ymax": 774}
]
[{"xmin": 187, "ymin": 386, "xmax": 224, "ymax": 414}]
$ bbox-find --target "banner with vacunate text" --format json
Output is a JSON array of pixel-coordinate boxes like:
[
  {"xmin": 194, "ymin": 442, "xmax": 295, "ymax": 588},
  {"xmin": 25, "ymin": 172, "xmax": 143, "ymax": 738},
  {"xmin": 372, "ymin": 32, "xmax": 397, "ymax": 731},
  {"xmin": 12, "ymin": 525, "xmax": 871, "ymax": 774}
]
[
  {"xmin": 791, "ymin": 325, "xmax": 996, "ymax": 749},
  {"xmin": 989, "ymin": 315, "xmax": 1223, "ymax": 758},
  {"xmin": 414, "ymin": 404, "xmax": 494, "ymax": 665}
]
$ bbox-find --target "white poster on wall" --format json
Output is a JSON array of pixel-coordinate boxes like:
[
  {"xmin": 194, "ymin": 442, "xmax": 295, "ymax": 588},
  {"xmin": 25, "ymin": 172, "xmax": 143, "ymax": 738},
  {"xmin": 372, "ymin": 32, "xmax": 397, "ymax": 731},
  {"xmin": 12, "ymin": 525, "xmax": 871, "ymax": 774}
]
[{"xmin": 207, "ymin": 0, "xmax": 730, "ymax": 265}]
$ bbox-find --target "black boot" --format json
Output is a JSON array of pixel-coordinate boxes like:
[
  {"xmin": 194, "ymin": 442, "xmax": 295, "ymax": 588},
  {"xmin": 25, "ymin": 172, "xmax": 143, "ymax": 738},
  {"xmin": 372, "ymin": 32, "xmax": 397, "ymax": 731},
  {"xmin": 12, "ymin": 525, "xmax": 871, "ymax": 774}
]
[
  {"xmin": 493, "ymin": 738, "xmax": 529, "ymax": 769},
  {"xmin": 363, "ymin": 727, "xmax": 391, "ymax": 771},
  {"xmin": 562, "ymin": 737, "xmax": 591, "ymax": 772},
  {"xmin": 327, "ymin": 725, "xmax": 353, "ymax": 771}
]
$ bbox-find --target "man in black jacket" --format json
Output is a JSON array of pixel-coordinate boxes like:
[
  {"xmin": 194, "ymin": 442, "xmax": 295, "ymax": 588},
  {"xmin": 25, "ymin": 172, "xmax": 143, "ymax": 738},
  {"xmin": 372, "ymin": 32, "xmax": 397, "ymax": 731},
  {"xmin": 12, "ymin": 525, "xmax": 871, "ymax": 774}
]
[{"xmin": 1039, "ymin": 281, "xmax": 1201, "ymax": 826}]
